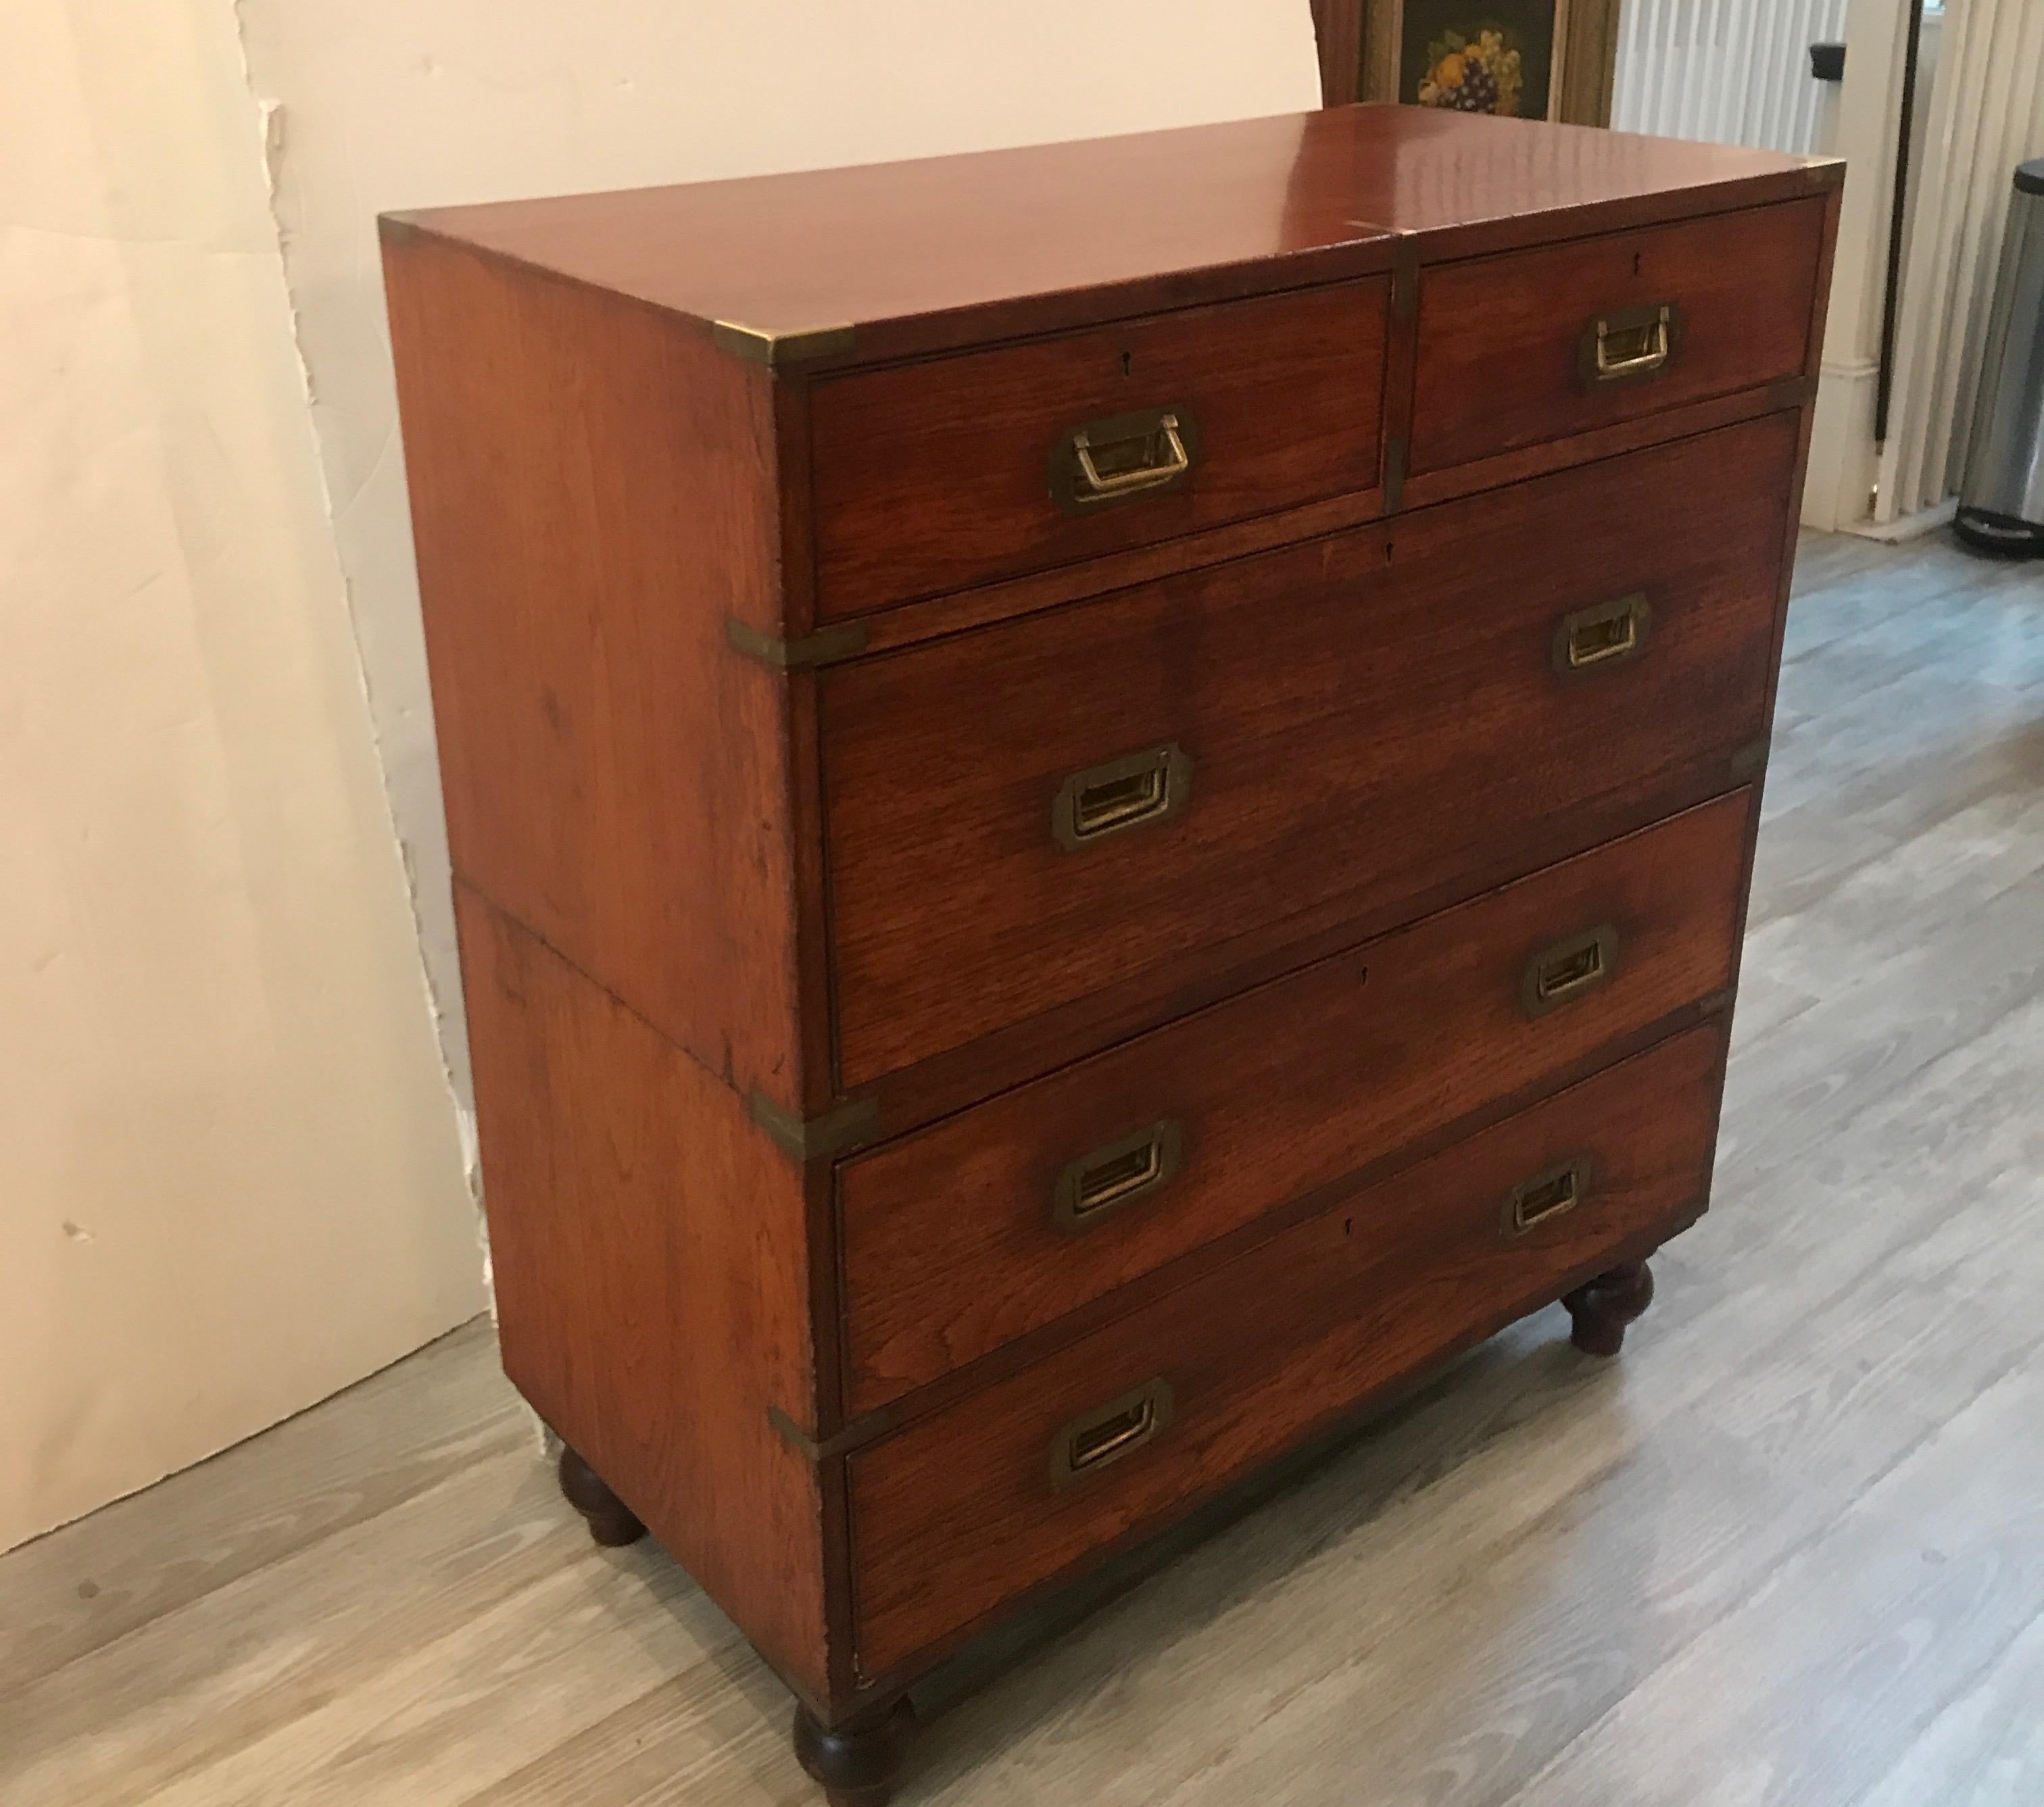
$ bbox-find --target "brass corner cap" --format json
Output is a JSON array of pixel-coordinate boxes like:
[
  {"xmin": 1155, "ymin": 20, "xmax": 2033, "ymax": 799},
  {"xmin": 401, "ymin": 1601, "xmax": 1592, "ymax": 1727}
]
[
  {"xmin": 710, "ymin": 319, "xmax": 858, "ymax": 368},
  {"xmin": 767, "ymin": 1402, "xmax": 893, "ymax": 1462},
  {"xmin": 725, "ymin": 616, "xmax": 869, "ymax": 671},
  {"xmin": 1390, "ymin": 234, "xmax": 1421, "ymax": 322},
  {"xmin": 748, "ymin": 1090, "xmax": 880, "ymax": 1163}
]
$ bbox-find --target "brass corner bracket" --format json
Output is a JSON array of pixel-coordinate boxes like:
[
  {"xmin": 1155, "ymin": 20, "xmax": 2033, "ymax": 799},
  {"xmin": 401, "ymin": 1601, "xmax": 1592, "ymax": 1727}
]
[
  {"xmin": 748, "ymin": 1090, "xmax": 881, "ymax": 1164},
  {"xmin": 1729, "ymin": 735, "xmax": 1772, "ymax": 783},
  {"xmin": 767, "ymin": 1402, "xmax": 894, "ymax": 1463},
  {"xmin": 1768, "ymin": 374, "xmax": 1821, "ymax": 412},
  {"xmin": 710, "ymin": 319, "xmax": 857, "ymax": 369},
  {"xmin": 1382, "ymin": 435, "xmax": 1408, "ymax": 514},
  {"xmin": 725, "ymin": 616, "xmax": 869, "ymax": 671},
  {"xmin": 1390, "ymin": 236, "xmax": 1420, "ymax": 324}
]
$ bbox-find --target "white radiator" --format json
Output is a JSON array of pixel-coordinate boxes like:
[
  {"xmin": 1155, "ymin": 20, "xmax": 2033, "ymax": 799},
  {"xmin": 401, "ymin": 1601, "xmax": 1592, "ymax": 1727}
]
[{"xmin": 1611, "ymin": 0, "xmax": 1848, "ymax": 154}]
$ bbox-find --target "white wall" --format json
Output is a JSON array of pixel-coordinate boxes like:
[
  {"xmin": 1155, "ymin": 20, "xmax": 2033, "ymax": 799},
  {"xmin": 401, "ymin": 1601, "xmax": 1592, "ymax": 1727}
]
[
  {"xmin": 3, "ymin": 2, "xmax": 1318, "ymax": 1549},
  {"xmin": 233, "ymin": 0, "xmax": 1325, "ymax": 1109},
  {"xmin": 1, "ymin": 0, "xmax": 487, "ymax": 1552}
]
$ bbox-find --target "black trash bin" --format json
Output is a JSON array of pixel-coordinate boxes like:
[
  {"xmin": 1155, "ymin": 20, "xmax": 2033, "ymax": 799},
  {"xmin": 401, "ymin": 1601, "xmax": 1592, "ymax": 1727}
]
[{"xmin": 1957, "ymin": 159, "xmax": 2044, "ymax": 554}]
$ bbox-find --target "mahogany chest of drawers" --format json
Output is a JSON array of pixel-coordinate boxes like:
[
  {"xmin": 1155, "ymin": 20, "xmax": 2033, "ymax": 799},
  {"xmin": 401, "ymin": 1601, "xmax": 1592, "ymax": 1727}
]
[{"xmin": 383, "ymin": 105, "xmax": 1840, "ymax": 1805}]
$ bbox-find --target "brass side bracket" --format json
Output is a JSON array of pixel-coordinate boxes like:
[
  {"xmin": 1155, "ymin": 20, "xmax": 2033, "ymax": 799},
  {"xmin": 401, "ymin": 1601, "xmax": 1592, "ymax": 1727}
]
[
  {"xmin": 1767, "ymin": 374, "xmax": 1821, "ymax": 412},
  {"xmin": 768, "ymin": 1403, "xmax": 894, "ymax": 1463},
  {"xmin": 1390, "ymin": 236, "xmax": 1420, "ymax": 324},
  {"xmin": 725, "ymin": 616, "xmax": 869, "ymax": 670},
  {"xmin": 748, "ymin": 1089, "xmax": 881, "ymax": 1163},
  {"xmin": 1729, "ymin": 735, "xmax": 1772, "ymax": 783},
  {"xmin": 710, "ymin": 319, "xmax": 857, "ymax": 368},
  {"xmin": 1383, "ymin": 435, "xmax": 1408, "ymax": 514}
]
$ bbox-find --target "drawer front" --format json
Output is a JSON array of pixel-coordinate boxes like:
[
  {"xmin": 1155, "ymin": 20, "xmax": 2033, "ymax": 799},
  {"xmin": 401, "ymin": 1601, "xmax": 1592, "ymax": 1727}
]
[
  {"xmin": 808, "ymin": 279, "xmax": 1389, "ymax": 618},
  {"xmin": 822, "ymin": 412, "xmax": 1796, "ymax": 1091},
  {"xmin": 849, "ymin": 1024, "xmax": 1726, "ymax": 1679},
  {"xmin": 838, "ymin": 791, "xmax": 1750, "ymax": 1413},
  {"xmin": 1410, "ymin": 199, "xmax": 1823, "ymax": 476}
]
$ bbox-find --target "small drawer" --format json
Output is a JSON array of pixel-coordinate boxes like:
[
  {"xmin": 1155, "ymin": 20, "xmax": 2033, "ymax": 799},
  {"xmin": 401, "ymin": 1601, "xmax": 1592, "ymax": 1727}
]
[
  {"xmin": 1409, "ymin": 198, "xmax": 1824, "ymax": 475},
  {"xmin": 837, "ymin": 790, "xmax": 1750, "ymax": 1414},
  {"xmin": 820, "ymin": 411, "xmax": 1797, "ymax": 1092},
  {"xmin": 807, "ymin": 279, "xmax": 1390, "ymax": 618},
  {"xmin": 848, "ymin": 1023, "xmax": 1726, "ymax": 1679}
]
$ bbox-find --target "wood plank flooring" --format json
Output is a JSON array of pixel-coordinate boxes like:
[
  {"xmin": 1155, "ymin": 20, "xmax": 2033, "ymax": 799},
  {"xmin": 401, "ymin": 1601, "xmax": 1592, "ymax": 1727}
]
[{"xmin": 5, "ymin": 529, "xmax": 2042, "ymax": 1806}]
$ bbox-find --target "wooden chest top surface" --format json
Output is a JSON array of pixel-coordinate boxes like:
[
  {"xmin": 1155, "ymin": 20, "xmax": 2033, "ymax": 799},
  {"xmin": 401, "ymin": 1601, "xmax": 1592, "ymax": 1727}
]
[{"xmin": 388, "ymin": 106, "xmax": 1835, "ymax": 365}]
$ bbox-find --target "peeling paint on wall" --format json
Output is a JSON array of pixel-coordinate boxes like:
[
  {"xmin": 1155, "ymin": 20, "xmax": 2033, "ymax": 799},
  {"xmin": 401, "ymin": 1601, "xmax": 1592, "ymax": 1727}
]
[{"xmin": 234, "ymin": 45, "xmax": 483, "ymax": 1205}]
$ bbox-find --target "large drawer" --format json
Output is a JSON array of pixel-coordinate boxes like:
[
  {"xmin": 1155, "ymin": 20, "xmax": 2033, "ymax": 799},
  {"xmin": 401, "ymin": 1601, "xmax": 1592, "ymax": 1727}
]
[
  {"xmin": 820, "ymin": 412, "xmax": 1797, "ymax": 1091},
  {"xmin": 808, "ymin": 278, "xmax": 1390, "ymax": 618},
  {"xmin": 848, "ymin": 1022, "xmax": 1726, "ymax": 1679},
  {"xmin": 837, "ymin": 791, "xmax": 1750, "ymax": 1414},
  {"xmin": 1411, "ymin": 199, "xmax": 1823, "ymax": 475}
]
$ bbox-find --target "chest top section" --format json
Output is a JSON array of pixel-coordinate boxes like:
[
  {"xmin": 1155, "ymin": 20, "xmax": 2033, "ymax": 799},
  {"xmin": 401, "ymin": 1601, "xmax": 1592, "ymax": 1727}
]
[{"xmin": 383, "ymin": 105, "xmax": 1838, "ymax": 370}]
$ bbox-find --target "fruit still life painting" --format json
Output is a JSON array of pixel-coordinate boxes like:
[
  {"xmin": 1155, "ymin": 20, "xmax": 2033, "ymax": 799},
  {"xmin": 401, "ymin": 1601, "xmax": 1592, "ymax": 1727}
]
[
  {"xmin": 1397, "ymin": 1, "xmax": 1557, "ymax": 120},
  {"xmin": 1418, "ymin": 27, "xmax": 1526, "ymax": 114}
]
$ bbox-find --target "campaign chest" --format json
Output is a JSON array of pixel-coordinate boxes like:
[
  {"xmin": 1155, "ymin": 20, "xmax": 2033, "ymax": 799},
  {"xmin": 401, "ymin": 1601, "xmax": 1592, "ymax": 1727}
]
[{"xmin": 383, "ymin": 104, "xmax": 1839, "ymax": 1806}]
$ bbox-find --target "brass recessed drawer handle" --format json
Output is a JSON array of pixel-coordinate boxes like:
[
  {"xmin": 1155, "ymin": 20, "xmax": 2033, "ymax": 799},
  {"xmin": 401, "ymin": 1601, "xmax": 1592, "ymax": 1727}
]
[
  {"xmin": 1503, "ymin": 1158, "xmax": 1592, "ymax": 1239},
  {"xmin": 1522, "ymin": 924, "xmax": 1620, "ymax": 1017},
  {"xmin": 1050, "ymin": 1378, "xmax": 1175, "ymax": 1489},
  {"xmin": 1049, "ymin": 405, "xmax": 1198, "ymax": 512},
  {"xmin": 1579, "ymin": 301, "xmax": 1682, "ymax": 384},
  {"xmin": 1052, "ymin": 1119, "xmax": 1186, "ymax": 1232},
  {"xmin": 1051, "ymin": 743, "xmax": 1192, "ymax": 850},
  {"xmin": 1553, "ymin": 592, "xmax": 1651, "ymax": 675}
]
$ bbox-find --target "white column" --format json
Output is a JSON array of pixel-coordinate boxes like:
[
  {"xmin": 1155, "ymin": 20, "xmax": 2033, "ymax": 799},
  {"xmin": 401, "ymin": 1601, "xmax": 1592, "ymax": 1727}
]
[{"xmin": 1804, "ymin": 0, "xmax": 1918, "ymax": 528}]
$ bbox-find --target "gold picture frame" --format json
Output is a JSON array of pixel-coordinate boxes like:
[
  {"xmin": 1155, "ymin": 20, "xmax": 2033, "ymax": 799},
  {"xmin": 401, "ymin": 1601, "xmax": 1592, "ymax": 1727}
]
[{"xmin": 1313, "ymin": 0, "xmax": 1619, "ymax": 125}]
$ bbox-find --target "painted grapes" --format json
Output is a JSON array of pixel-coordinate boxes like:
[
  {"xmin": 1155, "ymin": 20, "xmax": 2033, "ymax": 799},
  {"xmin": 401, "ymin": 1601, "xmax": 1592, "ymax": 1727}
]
[{"xmin": 1416, "ymin": 26, "xmax": 1526, "ymax": 116}]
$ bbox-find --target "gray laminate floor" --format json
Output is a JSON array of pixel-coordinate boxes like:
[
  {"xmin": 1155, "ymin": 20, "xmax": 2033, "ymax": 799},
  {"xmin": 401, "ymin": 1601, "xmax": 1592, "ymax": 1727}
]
[{"xmin": 6, "ymin": 530, "xmax": 2044, "ymax": 1807}]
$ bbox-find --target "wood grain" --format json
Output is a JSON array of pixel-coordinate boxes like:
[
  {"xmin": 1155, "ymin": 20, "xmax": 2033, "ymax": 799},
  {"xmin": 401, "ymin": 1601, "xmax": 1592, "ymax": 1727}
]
[
  {"xmin": 388, "ymin": 109, "xmax": 1831, "ymax": 369},
  {"xmin": 823, "ymin": 365, "xmax": 1798, "ymax": 663},
  {"xmin": 847, "ymin": 1025, "xmax": 1726, "ymax": 1681},
  {"xmin": 809, "ymin": 278, "xmax": 1388, "ymax": 616},
  {"xmin": 837, "ymin": 791, "xmax": 1751, "ymax": 1413},
  {"xmin": 383, "ymin": 224, "xmax": 826, "ymax": 1117},
  {"xmin": 0, "ymin": 1439, "xmax": 738, "ymax": 1807},
  {"xmin": 843, "ymin": 483, "xmax": 1386, "ymax": 660},
  {"xmin": 371, "ymin": 116, "xmax": 1845, "ymax": 1775},
  {"xmin": 1853, "ymin": 1606, "xmax": 2044, "ymax": 1807},
  {"xmin": 1395, "ymin": 378, "xmax": 1805, "ymax": 515},
  {"xmin": 1411, "ymin": 198, "xmax": 1824, "ymax": 474},
  {"xmin": 455, "ymin": 889, "xmax": 831, "ymax": 1709},
  {"xmin": 7, "ymin": 531, "xmax": 2039, "ymax": 1807},
  {"xmin": 1507, "ymin": 1364, "xmax": 2044, "ymax": 1807},
  {"xmin": 822, "ymin": 414, "xmax": 1798, "ymax": 1093},
  {"xmin": 0, "ymin": 1317, "xmax": 514, "ymax": 1693}
]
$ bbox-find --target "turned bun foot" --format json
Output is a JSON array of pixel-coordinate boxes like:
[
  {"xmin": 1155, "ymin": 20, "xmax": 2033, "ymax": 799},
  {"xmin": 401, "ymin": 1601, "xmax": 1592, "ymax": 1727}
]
[
  {"xmin": 793, "ymin": 1697, "xmax": 917, "ymax": 1807},
  {"xmin": 1563, "ymin": 1258, "xmax": 1655, "ymax": 1357},
  {"xmin": 557, "ymin": 1445, "xmax": 647, "ymax": 1547}
]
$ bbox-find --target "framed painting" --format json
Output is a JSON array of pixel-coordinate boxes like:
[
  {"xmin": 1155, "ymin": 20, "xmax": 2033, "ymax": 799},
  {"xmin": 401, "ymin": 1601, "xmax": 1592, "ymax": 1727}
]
[{"xmin": 1311, "ymin": 0, "xmax": 1620, "ymax": 126}]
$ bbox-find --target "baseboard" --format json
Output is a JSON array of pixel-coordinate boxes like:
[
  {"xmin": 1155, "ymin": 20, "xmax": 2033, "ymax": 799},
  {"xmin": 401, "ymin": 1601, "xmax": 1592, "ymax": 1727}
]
[{"xmin": 1841, "ymin": 496, "xmax": 1959, "ymax": 543}]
